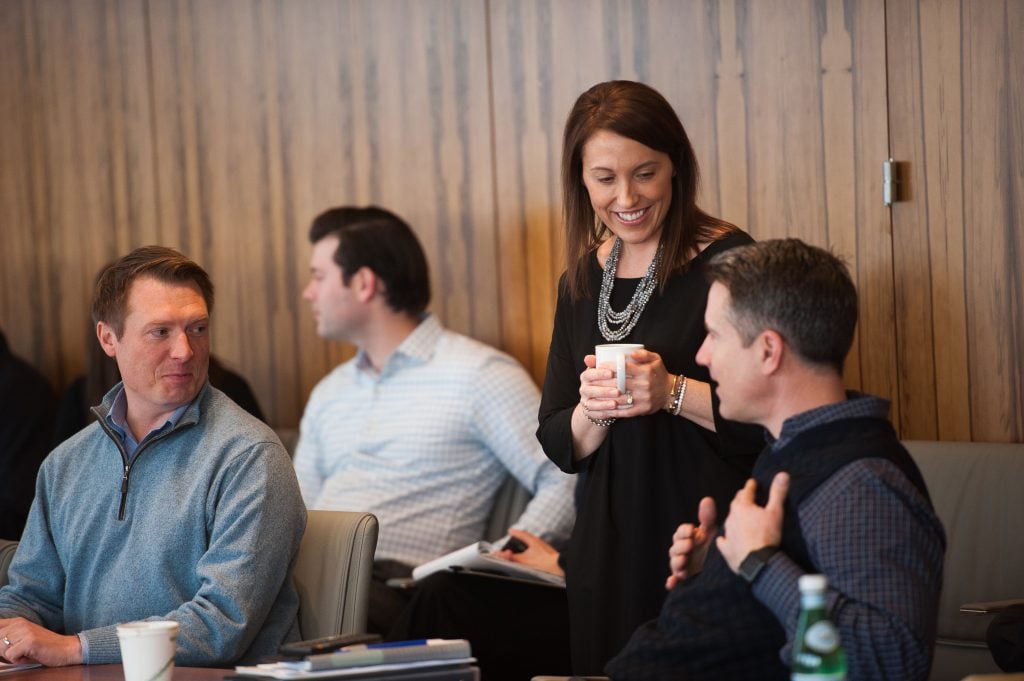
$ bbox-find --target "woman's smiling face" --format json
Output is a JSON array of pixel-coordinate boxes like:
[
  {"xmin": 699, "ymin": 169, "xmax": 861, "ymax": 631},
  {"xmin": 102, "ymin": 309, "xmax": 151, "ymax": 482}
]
[{"xmin": 582, "ymin": 129, "xmax": 674, "ymax": 250}]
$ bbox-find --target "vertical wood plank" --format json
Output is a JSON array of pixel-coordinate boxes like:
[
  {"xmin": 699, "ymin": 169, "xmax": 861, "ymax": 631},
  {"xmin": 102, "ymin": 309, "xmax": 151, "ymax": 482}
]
[
  {"xmin": 961, "ymin": 0, "xmax": 1024, "ymax": 441},
  {"xmin": 741, "ymin": 0, "xmax": 826, "ymax": 245},
  {"xmin": 0, "ymin": 0, "xmax": 156, "ymax": 389},
  {"xmin": 918, "ymin": 0, "xmax": 970, "ymax": 440},
  {"xmin": 843, "ymin": 0, "xmax": 900, "ymax": 420},
  {"xmin": 714, "ymin": 0, "xmax": 749, "ymax": 230},
  {"xmin": 887, "ymin": 0, "xmax": 931, "ymax": 438},
  {"xmin": 820, "ymin": 0, "xmax": 860, "ymax": 387}
]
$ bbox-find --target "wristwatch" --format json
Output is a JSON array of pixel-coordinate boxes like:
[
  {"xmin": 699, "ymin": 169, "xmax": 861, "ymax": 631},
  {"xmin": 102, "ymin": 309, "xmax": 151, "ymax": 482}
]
[{"xmin": 738, "ymin": 546, "xmax": 780, "ymax": 583}]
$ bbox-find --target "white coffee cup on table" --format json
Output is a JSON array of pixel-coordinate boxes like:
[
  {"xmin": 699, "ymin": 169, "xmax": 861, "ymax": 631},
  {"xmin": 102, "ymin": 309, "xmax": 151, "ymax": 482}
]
[
  {"xmin": 116, "ymin": 620, "xmax": 178, "ymax": 681},
  {"xmin": 595, "ymin": 343, "xmax": 644, "ymax": 406}
]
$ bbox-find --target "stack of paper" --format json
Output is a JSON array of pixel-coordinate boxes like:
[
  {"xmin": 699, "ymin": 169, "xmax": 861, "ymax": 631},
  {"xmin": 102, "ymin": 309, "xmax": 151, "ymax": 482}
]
[{"xmin": 232, "ymin": 639, "xmax": 478, "ymax": 681}]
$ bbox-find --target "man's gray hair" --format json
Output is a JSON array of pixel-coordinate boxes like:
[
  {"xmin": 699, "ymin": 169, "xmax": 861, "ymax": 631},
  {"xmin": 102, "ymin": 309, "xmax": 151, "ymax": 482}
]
[{"xmin": 704, "ymin": 238, "xmax": 858, "ymax": 373}]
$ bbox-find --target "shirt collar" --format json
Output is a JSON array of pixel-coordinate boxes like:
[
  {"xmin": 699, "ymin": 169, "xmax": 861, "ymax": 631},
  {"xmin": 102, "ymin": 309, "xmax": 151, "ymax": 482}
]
[
  {"xmin": 104, "ymin": 385, "xmax": 194, "ymax": 445},
  {"xmin": 770, "ymin": 391, "xmax": 891, "ymax": 453},
  {"xmin": 355, "ymin": 313, "xmax": 441, "ymax": 374}
]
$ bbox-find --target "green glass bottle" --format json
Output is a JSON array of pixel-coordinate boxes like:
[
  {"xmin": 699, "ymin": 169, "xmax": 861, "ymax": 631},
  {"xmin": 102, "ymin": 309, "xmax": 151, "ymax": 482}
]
[{"xmin": 791, "ymin": 574, "xmax": 848, "ymax": 680}]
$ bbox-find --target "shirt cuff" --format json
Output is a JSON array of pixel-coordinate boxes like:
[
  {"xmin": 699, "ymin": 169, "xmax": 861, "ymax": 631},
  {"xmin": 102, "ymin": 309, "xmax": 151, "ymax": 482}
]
[
  {"xmin": 751, "ymin": 550, "xmax": 803, "ymax": 630},
  {"xmin": 77, "ymin": 633, "xmax": 90, "ymax": 663},
  {"xmin": 78, "ymin": 625, "xmax": 122, "ymax": 664}
]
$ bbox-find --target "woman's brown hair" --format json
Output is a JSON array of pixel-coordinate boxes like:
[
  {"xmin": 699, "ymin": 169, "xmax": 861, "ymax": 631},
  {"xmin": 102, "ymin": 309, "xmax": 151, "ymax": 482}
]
[{"xmin": 561, "ymin": 80, "xmax": 738, "ymax": 300}]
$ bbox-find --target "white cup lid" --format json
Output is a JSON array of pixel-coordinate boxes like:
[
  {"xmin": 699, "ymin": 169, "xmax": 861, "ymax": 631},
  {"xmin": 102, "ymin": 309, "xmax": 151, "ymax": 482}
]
[{"xmin": 116, "ymin": 621, "xmax": 179, "ymax": 637}]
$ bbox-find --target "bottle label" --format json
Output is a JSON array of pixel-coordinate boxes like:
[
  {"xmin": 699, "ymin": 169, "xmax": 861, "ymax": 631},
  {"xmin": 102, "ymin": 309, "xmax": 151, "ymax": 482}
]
[
  {"xmin": 804, "ymin": 620, "xmax": 840, "ymax": 654},
  {"xmin": 792, "ymin": 673, "xmax": 845, "ymax": 680}
]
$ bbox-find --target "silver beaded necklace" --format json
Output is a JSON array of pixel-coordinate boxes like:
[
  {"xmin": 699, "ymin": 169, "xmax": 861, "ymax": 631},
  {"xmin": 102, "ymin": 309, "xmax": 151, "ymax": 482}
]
[{"xmin": 597, "ymin": 237, "xmax": 663, "ymax": 341}]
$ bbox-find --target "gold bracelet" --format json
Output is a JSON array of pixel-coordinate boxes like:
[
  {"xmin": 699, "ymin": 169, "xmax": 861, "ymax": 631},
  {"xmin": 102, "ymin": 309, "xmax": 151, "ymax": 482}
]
[
  {"xmin": 664, "ymin": 373, "xmax": 681, "ymax": 412},
  {"xmin": 665, "ymin": 373, "xmax": 685, "ymax": 415}
]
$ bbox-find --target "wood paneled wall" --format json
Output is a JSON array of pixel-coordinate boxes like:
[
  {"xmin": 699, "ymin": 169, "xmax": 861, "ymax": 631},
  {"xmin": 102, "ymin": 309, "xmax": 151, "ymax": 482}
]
[
  {"xmin": 488, "ymin": 0, "xmax": 897, "ymax": 412},
  {"xmin": 1, "ymin": 0, "xmax": 1020, "ymax": 442},
  {"xmin": 2, "ymin": 0, "xmax": 499, "ymax": 426},
  {"xmin": 887, "ymin": 0, "xmax": 1024, "ymax": 442}
]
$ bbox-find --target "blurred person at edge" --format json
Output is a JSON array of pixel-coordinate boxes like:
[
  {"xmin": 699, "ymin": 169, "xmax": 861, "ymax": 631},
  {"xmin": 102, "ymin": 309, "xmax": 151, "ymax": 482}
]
[{"xmin": 0, "ymin": 329, "xmax": 56, "ymax": 540}]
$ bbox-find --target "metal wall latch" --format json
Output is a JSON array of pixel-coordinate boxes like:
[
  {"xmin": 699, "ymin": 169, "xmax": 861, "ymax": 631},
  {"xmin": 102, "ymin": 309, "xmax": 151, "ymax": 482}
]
[{"xmin": 883, "ymin": 158, "xmax": 899, "ymax": 206}]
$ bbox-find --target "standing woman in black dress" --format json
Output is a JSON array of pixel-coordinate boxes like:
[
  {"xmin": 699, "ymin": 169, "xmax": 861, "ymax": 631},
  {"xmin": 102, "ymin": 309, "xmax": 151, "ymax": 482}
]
[{"xmin": 537, "ymin": 80, "xmax": 763, "ymax": 674}]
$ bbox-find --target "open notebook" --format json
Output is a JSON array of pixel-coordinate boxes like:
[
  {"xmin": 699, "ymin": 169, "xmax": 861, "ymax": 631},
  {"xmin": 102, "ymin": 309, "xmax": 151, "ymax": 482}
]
[{"xmin": 411, "ymin": 539, "xmax": 565, "ymax": 588}]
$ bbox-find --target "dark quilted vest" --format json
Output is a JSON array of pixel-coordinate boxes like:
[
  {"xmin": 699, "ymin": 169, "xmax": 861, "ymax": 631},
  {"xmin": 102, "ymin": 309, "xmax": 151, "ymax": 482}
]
[{"xmin": 606, "ymin": 417, "xmax": 929, "ymax": 681}]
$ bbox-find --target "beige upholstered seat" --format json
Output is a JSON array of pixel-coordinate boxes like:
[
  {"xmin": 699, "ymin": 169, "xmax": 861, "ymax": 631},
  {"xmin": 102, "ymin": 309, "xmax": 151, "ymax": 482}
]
[
  {"xmin": 905, "ymin": 440, "xmax": 1024, "ymax": 681},
  {"xmin": 0, "ymin": 539, "xmax": 17, "ymax": 588},
  {"xmin": 275, "ymin": 430, "xmax": 379, "ymax": 634},
  {"xmin": 293, "ymin": 510, "xmax": 379, "ymax": 638}
]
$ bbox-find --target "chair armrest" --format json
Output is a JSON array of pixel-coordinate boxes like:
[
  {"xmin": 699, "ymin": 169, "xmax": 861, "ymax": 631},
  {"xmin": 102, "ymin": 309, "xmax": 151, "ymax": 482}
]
[
  {"xmin": 0, "ymin": 539, "xmax": 18, "ymax": 588},
  {"xmin": 960, "ymin": 599, "xmax": 1024, "ymax": 614}
]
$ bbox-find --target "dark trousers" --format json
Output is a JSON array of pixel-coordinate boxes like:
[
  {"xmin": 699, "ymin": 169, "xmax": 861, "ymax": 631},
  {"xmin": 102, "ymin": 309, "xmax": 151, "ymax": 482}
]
[
  {"xmin": 367, "ymin": 560, "xmax": 416, "ymax": 635},
  {"xmin": 989, "ymin": 604, "xmax": 1024, "ymax": 672},
  {"xmin": 387, "ymin": 571, "xmax": 572, "ymax": 681}
]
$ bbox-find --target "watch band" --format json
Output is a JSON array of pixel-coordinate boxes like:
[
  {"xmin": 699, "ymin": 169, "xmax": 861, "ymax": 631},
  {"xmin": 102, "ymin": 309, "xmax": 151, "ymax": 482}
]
[{"xmin": 738, "ymin": 545, "xmax": 780, "ymax": 583}]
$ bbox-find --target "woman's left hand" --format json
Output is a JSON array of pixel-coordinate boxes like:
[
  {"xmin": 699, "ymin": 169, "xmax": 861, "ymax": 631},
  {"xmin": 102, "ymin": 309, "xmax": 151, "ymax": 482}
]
[{"xmin": 620, "ymin": 348, "xmax": 673, "ymax": 417}]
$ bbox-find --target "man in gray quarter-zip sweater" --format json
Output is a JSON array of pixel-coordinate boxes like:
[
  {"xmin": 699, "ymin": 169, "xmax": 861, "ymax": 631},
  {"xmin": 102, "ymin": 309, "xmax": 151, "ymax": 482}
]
[{"xmin": 0, "ymin": 246, "xmax": 306, "ymax": 667}]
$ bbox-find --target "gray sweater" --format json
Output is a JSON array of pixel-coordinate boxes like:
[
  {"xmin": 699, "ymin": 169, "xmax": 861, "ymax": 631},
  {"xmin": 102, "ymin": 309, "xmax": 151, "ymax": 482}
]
[{"xmin": 0, "ymin": 382, "xmax": 306, "ymax": 666}]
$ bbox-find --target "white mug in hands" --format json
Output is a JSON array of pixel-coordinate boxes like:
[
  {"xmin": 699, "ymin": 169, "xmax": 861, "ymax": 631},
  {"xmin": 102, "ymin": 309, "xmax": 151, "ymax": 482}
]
[
  {"xmin": 116, "ymin": 620, "xmax": 179, "ymax": 681},
  {"xmin": 595, "ymin": 343, "xmax": 644, "ymax": 407}
]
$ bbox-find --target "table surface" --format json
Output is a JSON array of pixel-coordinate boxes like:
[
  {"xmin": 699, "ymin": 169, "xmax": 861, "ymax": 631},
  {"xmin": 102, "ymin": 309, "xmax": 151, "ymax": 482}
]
[{"xmin": 3, "ymin": 665, "xmax": 229, "ymax": 681}]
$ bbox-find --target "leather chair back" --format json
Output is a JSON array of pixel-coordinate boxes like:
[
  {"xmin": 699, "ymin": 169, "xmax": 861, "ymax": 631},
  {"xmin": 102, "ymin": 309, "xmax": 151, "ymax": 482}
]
[
  {"xmin": 0, "ymin": 539, "xmax": 17, "ymax": 588},
  {"xmin": 904, "ymin": 440, "xmax": 1024, "ymax": 681},
  {"xmin": 293, "ymin": 510, "xmax": 378, "ymax": 638},
  {"xmin": 483, "ymin": 475, "xmax": 533, "ymax": 543}
]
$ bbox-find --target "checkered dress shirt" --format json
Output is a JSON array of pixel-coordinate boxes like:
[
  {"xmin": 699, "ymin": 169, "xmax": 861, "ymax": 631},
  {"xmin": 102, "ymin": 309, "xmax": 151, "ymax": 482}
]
[
  {"xmin": 753, "ymin": 394, "xmax": 946, "ymax": 680},
  {"xmin": 293, "ymin": 314, "xmax": 576, "ymax": 567}
]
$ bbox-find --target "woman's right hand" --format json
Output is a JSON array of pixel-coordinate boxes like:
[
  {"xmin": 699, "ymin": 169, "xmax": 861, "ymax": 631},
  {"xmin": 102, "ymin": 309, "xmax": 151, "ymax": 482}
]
[
  {"xmin": 571, "ymin": 354, "xmax": 630, "ymax": 460},
  {"xmin": 492, "ymin": 528, "xmax": 564, "ymax": 577},
  {"xmin": 579, "ymin": 353, "xmax": 626, "ymax": 415}
]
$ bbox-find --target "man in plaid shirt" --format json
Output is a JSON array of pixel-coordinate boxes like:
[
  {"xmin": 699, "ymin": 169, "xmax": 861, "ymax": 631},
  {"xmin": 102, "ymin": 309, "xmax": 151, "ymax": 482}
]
[{"xmin": 608, "ymin": 239, "xmax": 945, "ymax": 681}]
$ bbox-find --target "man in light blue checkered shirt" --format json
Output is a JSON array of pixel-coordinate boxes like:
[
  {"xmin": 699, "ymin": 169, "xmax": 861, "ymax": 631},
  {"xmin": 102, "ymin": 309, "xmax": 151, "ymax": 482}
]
[{"xmin": 295, "ymin": 206, "xmax": 575, "ymax": 633}]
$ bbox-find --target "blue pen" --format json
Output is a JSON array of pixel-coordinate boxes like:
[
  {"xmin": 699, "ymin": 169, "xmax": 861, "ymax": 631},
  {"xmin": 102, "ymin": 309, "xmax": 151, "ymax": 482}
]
[{"xmin": 349, "ymin": 639, "xmax": 429, "ymax": 650}]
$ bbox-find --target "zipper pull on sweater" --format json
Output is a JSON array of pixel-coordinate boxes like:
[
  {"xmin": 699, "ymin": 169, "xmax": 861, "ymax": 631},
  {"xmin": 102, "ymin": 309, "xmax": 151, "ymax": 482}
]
[{"xmin": 118, "ymin": 466, "xmax": 129, "ymax": 520}]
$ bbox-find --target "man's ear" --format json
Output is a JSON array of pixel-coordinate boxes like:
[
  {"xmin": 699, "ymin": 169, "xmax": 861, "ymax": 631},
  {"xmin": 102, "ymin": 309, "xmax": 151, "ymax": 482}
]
[
  {"xmin": 350, "ymin": 267, "xmax": 379, "ymax": 304},
  {"xmin": 96, "ymin": 321, "xmax": 118, "ymax": 358},
  {"xmin": 759, "ymin": 329, "xmax": 785, "ymax": 374}
]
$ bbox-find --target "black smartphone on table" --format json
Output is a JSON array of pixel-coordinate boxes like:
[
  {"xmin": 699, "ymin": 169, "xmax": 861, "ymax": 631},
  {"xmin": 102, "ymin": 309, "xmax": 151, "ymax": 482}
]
[{"xmin": 278, "ymin": 632, "xmax": 382, "ymax": 657}]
